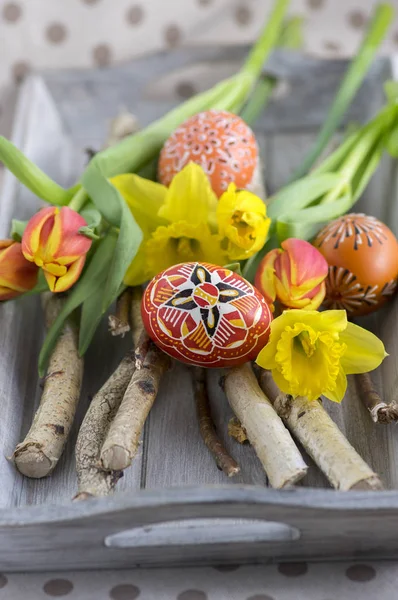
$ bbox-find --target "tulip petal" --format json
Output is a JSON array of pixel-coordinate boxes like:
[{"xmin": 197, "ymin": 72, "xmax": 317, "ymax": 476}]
[
  {"xmin": 22, "ymin": 206, "xmax": 56, "ymax": 260},
  {"xmin": 254, "ymin": 248, "xmax": 279, "ymax": 306},
  {"xmin": 53, "ymin": 255, "xmax": 86, "ymax": 293},
  {"xmin": 159, "ymin": 162, "xmax": 218, "ymax": 226},
  {"xmin": 52, "ymin": 207, "xmax": 92, "ymax": 262},
  {"xmin": 282, "ymin": 238, "xmax": 328, "ymax": 288},
  {"xmin": 339, "ymin": 322, "xmax": 388, "ymax": 374}
]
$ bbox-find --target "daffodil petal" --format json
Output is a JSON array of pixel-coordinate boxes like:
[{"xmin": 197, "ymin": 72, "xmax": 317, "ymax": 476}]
[
  {"xmin": 158, "ymin": 162, "xmax": 218, "ymax": 225},
  {"xmin": 339, "ymin": 322, "xmax": 388, "ymax": 374},
  {"xmin": 323, "ymin": 367, "xmax": 347, "ymax": 403},
  {"xmin": 111, "ymin": 173, "xmax": 167, "ymax": 231}
]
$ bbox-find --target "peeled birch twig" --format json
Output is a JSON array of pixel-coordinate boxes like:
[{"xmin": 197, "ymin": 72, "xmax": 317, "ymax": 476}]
[
  {"xmin": 130, "ymin": 286, "xmax": 144, "ymax": 347},
  {"xmin": 100, "ymin": 342, "xmax": 170, "ymax": 471},
  {"xmin": 258, "ymin": 369, "xmax": 383, "ymax": 491},
  {"xmin": 108, "ymin": 288, "xmax": 132, "ymax": 337},
  {"xmin": 74, "ymin": 353, "xmax": 135, "ymax": 499},
  {"xmin": 135, "ymin": 330, "xmax": 151, "ymax": 370},
  {"xmin": 223, "ymin": 363, "xmax": 308, "ymax": 488},
  {"xmin": 13, "ymin": 295, "xmax": 83, "ymax": 478},
  {"xmin": 193, "ymin": 367, "xmax": 240, "ymax": 477},
  {"xmin": 355, "ymin": 372, "xmax": 398, "ymax": 424}
]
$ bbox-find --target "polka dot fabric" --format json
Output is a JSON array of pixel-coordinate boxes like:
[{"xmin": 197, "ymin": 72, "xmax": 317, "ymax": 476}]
[
  {"xmin": 2, "ymin": 562, "xmax": 398, "ymax": 598},
  {"xmin": 1, "ymin": 0, "xmax": 397, "ymax": 91}
]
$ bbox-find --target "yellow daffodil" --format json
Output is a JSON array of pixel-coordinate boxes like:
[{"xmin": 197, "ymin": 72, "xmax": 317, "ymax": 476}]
[
  {"xmin": 217, "ymin": 183, "xmax": 270, "ymax": 260},
  {"xmin": 256, "ymin": 309, "xmax": 387, "ymax": 403},
  {"xmin": 111, "ymin": 162, "xmax": 270, "ymax": 285}
]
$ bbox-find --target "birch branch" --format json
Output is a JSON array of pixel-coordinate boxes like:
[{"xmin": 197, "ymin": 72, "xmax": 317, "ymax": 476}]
[
  {"xmin": 108, "ymin": 288, "xmax": 132, "ymax": 337},
  {"xmin": 223, "ymin": 363, "xmax": 308, "ymax": 488},
  {"xmin": 193, "ymin": 367, "xmax": 240, "ymax": 477},
  {"xmin": 13, "ymin": 294, "xmax": 83, "ymax": 478},
  {"xmin": 258, "ymin": 369, "xmax": 383, "ymax": 491},
  {"xmin": 355, "ymin": 372, "xmax": 398, "ymax": 424},
  {"xmin": 100, "ymin": 342, "xmax": 170, "ymax": 471},
  {"xmin": 74, "ymin": 353, "xmax": 135, "ymax": 499}
]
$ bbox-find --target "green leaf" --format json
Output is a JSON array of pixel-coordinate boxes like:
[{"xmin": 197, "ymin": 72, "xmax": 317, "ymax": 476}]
[
  {"xmin": 10, "ymin": 219, "xmax": 28, "ymax": 242},
  {"xmin": 78, "ymin": 289, "xmax": 107, "ymax": 356},
  {"xmin": 80, "ymin": 203, "xmax": 102, "ymax": 229},
  {"xmin": 267, "ymin": 173, "xmax": 341, "ymax": 222},
  {"xmin": 290, "ymin": 2, "xmax": 394, "ymax": 180},
  {"xmin": 38, "ymin": 232, "xmax": 117, "ymax": 376},
  {"xmin": 276, "ymin": 191, "xmax": 353, "ymax": 241},
  {"xmin": 78, "ymin": 226, "xmax": 100, "ymax": 241},
  {"xmin": 223, "ymin": 262, "xmax": 242, "ymax": 275},
  {"xmin": 385, "ymin": 80, "xmax": 398, "ymax": 104},
  {"xmin": 82, "ymin": 164, "xmax": 143, "ymax": 311},
  {"xmin": 0, "ymin": 136, "xmax": 72, "ymax": 206},
  {"xmin": 386, "ymin": 124, "xmax": 398, "ymax": 158}
]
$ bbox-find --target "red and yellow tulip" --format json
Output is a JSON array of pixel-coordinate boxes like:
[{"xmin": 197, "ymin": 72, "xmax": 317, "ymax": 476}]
[
  {"xmin": 255, "ymin": 238, "xmax": 328, "ymax": 311},
  {"xmin": 22, "ymin": 206, "xmax": 92, "ymax": 293},
  {"xmin": 0, "ymin": 240, "xmax": 38, "ymax": 300}
]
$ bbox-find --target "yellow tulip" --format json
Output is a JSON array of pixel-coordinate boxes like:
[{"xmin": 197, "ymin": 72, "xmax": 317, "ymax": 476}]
[
  {"xmin": 112, "ymin": 162, "xmax": 269, "ymax": 285},
  {"xmin": 216, "ymin": 183, "xmax": 270, "ymax": 261},
  {"xmin": 256, "ymin": 309, "xmax": 387, "ymax": 403}
]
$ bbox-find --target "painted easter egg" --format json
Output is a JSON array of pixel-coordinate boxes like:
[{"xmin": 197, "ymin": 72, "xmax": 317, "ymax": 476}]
[
  {"xmin": 158, "ymin": 110, "xmax": 258, "ymax": 197},
  {"xmin": 142, "ymin": 262, "xmax": 272, "ymax": 367},
  {"xmin": 313, "ymin": 213, "xmax": 398, "ymax": 316}
]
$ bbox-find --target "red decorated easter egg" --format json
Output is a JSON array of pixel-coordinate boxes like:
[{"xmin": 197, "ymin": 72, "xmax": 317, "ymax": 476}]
[
  {"xmin": 142, "ymin": 262, "xmax": 272, "ymax": 367},
  {"xmin": 158, "ymin": 110, "xmax": 258, "ymax": 197},
  {"xmin": 313, "ymin": 213, "xmax": 398, "ymax": 316}
]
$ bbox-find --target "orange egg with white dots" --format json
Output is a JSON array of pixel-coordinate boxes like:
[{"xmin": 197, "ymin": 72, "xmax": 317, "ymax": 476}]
[
  {"xmin": 158, "ymin": 110, "xmax": 259, "ymax": 197},
  {"xmin": 313, "ymin": 213, "xmax": 398, "ymax": 317}
]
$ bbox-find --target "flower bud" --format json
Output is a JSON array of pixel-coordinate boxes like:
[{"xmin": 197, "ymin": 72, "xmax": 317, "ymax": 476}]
[
  {"xmin": 0, "ymin": 240, "xmax": 38, "ymax": 300},
  {"xmin": 22, "ymin": 206, "xmax": 92, "ymax": 293},
  {"xmin": 255, "ymin": 238, "xmax": 328, "ymax": 311}
]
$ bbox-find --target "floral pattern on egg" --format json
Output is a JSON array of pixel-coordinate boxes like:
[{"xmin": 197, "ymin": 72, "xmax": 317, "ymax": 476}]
[
  {"xmin": 158, "ymin": 110, "xmax": 258, "ymax": 197},
  {"xmin": 313, "ymin": 213, "xmax": 398, "ymax": 316},
  {"xmin": 141, "ymin": 262, "xmax": 272, "ymax": 367}
]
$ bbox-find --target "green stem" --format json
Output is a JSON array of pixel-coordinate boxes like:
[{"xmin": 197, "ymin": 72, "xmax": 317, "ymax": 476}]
[
  {"xmin": 240, "ymin": 77, "xmax": 277, "ymax": 126},
  {"xmin": 69, "ymin": 187, "xmax": 89, "ymax": 212},
  {"xmin": 290, "ymin": 2, "xmax": 394, "ymax": 181}
]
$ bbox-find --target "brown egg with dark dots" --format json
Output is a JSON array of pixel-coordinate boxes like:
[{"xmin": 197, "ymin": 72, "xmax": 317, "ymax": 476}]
[{"xmin": 313, "ymin": 213, "xmax": 398, "ymax": 316}]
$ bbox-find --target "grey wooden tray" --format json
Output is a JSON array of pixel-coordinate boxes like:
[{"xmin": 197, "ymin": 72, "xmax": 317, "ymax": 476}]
[{"xmin": 0, "ymin": 48, "xmax": 398, "ymax": 572}]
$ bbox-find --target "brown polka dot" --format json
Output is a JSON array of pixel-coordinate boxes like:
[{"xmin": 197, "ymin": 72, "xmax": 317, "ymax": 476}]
[
  {"xmin": 2, "ymin": 2, "xmax": 22, "ymax": 22},
  {"xmin": 213, "ymin": 564, "xmax": 240, "ymax": 572},
  {"xmin": 164, "ymin": 24, "xmax": 182, "ymax": 47},
  {"xmin": 277, "ymin": 562, "xmax": 308, "ymax": 577},
  {"xmin": 176, "ymin": 81, "xmax": 197, "ymax": 99},
  {"xmin": 81, "ymin": 0, "xmax": 101, "ymax": 4},
  {"xmin": 109, "ymin": 583, "xmax": 140, "ymax": 600},
  {"xmin": 306, "ymin": 0, "xmax": 324, "ymax": 8},
  {"xmin": 247, "ymin": 596, "xmax": 275, "ymax": 600},
  {"xmin": 126, "ymin": 5, "xmax": 144, "ymax": 25},
  {"xmin": 345, "ymin": 564, "xmax": 376, "ymax": 582},
  {"xmin": 177, "ymin": 592, "xmax": 207, "ymax": 600},
  {"xmin": 235, "ymin": 5, "xmax": 252, "ymax": 26},
  {"xmin": 348, "ymin": 10, "xmax": 367, "ymax": 29},
  {"xmin": 43, "ymin": 579, "xmax": 74, "ymax": 597},
  {"xmin": 92, "ymin": 44, "xmax": 112, "ymax": 67},
  {"xmin": 46, "ymin": 22, "xmax": 68, "ymax": 44},
  {"xmin": 324, "ymin": 41, "xmax": 341, "ymax": 53},
  {"xmin": 12, "ymin": 61, "xmax": 31, "ymax": 83},
  {"xmin": 0, "ymin": 574, "xmax": 7, "ymax": 588},
  {"xmin": 198, "ymin": 0, "xmax": 213, "ymax": 5}
]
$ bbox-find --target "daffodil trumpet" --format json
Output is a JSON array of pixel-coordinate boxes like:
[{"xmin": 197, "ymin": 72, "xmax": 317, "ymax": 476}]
[
  {"xmin": 257, "ymin": 369, "xmax": 383, "ymax": 490},
  {"xmin": 222, "ymin": 363, "xmax": 308, "ymax": 488},
  {"xmin": 12, "ymin": 294, "xmax": 83, "ymax": 479}
]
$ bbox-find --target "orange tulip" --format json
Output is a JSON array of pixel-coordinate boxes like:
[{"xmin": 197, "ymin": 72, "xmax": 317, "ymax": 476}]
[
  {"xmin": 0, "ymin": 240, "xmax": 38, "ymax": 300},
  {"xmin": 255, "ymin": 238, "xmax": 328, "ymax": 311},
  {"xmin": 22, "ymin": 206, "xmax": 92, "ymax": 293}
]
